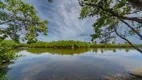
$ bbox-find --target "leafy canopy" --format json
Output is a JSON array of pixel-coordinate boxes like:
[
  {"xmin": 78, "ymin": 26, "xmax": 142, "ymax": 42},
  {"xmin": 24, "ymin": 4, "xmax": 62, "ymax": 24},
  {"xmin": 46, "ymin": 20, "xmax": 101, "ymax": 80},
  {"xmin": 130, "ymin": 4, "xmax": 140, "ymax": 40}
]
[
  {"xmin": 0, "ymin": 0, "xmax": 48, "ymax": 43},
  {"xmin": 79, "ymin": 0, "xmax": 142, "ymax": 43}
]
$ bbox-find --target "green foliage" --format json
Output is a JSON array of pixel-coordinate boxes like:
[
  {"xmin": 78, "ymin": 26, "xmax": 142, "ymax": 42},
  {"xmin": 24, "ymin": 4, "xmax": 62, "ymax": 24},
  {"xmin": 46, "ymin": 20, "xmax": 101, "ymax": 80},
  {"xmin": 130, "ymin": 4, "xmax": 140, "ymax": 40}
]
[
  {"xmin": 0, "ymin": 41, "xmax": 20, "ymax": 80},
  {"xmin": 28, "ymin": 40, "xmax": 91, "ymax": 48},
  {"xmin": 3, "ymin": 40, "xmax": 142, "ymax": 49},
  {"xmin": 0, "ymin": 0, "xmax": 48, "ymax": 43},
  {"xmin": 1, "ymin": 40, "xmax": 27, "ymax": 48},
  {"xmin": 0, "ymin": 42, "xmax": 18, "ymax": 65},
  {"xmin": 79, "ymin": 0, "xmax": 140, "ymax": 43},
  {"xmin": 0, "ymin": 40, "xmax": 22, "ymax": 80}
]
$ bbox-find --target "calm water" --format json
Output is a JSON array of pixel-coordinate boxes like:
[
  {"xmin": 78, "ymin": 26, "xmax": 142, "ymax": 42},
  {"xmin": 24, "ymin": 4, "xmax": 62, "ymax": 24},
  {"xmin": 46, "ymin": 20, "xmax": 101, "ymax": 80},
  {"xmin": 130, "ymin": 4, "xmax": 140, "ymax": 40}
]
[{"xmin": 3, "ymin": 48, "xmax": 142, "ymax": 80}]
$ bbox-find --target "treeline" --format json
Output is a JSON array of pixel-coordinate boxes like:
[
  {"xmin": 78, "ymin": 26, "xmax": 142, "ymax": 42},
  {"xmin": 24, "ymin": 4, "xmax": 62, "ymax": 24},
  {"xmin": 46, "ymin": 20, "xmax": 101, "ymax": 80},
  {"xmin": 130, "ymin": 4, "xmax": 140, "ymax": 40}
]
[
  {"xmin": 2, "ymin": 40, "xmax": 142, "ymax": 49},
  {"xmin": 28, "ymin": 40, "xmax": 90, "ymax": 48}
]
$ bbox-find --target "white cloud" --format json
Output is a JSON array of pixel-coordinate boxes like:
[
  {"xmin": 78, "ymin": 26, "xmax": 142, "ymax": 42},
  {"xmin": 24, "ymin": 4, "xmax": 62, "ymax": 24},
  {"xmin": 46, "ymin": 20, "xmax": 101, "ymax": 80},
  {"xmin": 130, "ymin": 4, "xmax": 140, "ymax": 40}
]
[{"xmin": 24, "ymin": 0, "xmax": 94, "ymax": 41}]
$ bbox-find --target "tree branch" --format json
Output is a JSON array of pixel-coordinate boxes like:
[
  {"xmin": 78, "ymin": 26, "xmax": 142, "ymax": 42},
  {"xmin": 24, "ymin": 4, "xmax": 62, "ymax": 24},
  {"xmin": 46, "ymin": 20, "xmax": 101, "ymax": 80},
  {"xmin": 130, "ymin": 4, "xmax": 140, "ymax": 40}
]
[
  {"xmin": 83, "ymin": 2, "xmax": 142, "ymax": 24},
  {"xmin": 122, "ymin": 16, "xmax": 142, "ymax": 24},
  {"xmin": 114, "ymin": 28, "xmax": 142, "ymax": 53},
  {"xmin": 82, "ymin": 2, "xmax": 142, "ymax": 40},
  {"xmin": 120, "ymin": 19, "xmax": 142, "ymax": 40}
]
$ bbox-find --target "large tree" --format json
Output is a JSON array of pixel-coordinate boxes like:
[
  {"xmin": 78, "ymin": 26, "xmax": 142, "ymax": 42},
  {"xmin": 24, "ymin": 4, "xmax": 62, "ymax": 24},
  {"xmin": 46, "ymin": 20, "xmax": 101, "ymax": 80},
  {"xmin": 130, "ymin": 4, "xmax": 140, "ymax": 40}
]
[
  {"xmin": 0, "ymin": 0, "xmax": 48, "ymax": 43},
  {"xmin": 79, "ymin": 0, "xmax": 142, "ymax": 53},
  {"xmin": 0, "ymin": 0, "xmax": 48, "ymax": 66}
]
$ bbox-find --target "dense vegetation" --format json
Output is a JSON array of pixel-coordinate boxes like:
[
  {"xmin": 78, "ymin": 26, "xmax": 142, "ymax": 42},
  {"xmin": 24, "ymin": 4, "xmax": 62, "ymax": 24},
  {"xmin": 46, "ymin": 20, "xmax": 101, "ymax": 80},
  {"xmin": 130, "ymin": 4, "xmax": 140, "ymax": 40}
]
[
  {"xmin": 0, "ymin": 42, "xmax": 18, "ymax": 65},
  {"xmin": 0, "ymin": 42, "xmax": 22, "ymax": 79},
  {"xmin": 2, "ymin": 40, "xmax": 142, "ymax": 49},
  {"xmin": 28, "ymin": 40, "xmax": 90, "ymax": 48}
]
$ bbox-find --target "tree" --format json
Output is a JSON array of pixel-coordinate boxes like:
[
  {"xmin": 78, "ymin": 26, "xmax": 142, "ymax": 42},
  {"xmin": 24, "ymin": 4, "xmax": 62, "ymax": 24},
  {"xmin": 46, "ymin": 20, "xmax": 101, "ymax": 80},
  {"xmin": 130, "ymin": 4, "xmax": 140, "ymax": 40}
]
[
  {"xmin": 0, "ymin": 0, "xmax": 48, "ymax": 43},
  {"xmin": 79, "ymin": 0, "xmax": 142, "ymax": 53},
  {"xmin": 0, "ymin": 0, "xmax": 48, "ymax": 67}
]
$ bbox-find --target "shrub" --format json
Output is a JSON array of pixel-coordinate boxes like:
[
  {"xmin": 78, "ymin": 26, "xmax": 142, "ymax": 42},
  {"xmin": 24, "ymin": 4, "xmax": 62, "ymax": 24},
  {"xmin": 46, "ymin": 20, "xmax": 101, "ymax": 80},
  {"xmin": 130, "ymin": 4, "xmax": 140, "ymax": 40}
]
[{"xmin": 0, "ymin": 42, "xmax": 18, "ymax": 65}]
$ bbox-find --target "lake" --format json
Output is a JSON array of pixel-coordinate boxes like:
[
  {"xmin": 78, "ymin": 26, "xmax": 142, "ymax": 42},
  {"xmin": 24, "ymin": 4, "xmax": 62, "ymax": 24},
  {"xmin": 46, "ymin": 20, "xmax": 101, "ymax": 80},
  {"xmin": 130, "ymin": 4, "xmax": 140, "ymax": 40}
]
[{"xmin": 2, "ymin": 48, "xmax": 142, "ymax": 80}]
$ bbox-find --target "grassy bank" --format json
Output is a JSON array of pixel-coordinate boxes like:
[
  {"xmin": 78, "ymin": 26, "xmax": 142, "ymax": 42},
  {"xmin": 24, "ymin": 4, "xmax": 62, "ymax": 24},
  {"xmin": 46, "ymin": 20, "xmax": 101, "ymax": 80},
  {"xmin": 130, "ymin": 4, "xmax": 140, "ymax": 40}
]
[{"xmin": 2, "ymin": 40, "xmax": 142, "ymax": 49}]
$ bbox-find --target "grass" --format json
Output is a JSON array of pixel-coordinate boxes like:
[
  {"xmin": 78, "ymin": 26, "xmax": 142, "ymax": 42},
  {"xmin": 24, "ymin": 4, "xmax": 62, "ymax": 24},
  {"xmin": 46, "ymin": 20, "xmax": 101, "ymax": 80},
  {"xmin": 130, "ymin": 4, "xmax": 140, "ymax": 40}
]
[{"xmin": 2, "ymin": 40, "xmax": 142, "ymax": 49}]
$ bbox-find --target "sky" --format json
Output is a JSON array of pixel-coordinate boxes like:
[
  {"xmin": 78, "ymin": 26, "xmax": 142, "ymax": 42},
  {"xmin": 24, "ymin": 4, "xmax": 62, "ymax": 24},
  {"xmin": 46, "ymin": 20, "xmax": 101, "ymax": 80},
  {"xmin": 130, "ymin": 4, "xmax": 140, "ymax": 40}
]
[
  {"xmin": 24, "ymin": 0, "xmax": 95, "ymax": 42},
  {"xmin": 23, "ymin": 0, "xmax": 142, "ymax": 43}
]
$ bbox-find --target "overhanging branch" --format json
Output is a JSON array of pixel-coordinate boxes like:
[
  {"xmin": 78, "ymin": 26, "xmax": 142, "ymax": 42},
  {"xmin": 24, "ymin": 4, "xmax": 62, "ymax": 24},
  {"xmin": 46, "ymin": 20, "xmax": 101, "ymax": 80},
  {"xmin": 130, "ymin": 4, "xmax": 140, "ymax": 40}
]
[
  {"xmin": 82, "ymin": 2, "xmax": 142, "ymax": 24},
  {"xmin": 120, "ymin": 19, "xmax": 142, "ymax": 40},
  {"xmin": 81, "ymin": 2, "xmax": 142, "ymax": 40},
  {"xmin": 114, "ymin": 28, "xmax": 142, "ymax": 53}
]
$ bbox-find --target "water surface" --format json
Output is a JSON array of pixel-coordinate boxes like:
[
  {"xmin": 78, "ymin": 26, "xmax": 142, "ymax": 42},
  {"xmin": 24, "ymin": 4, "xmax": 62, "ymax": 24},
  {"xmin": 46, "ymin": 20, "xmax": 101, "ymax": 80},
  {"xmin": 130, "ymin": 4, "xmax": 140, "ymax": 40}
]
[{"xmin": 3, "ymin": 48, "xmax": 142, "ymax": 80}]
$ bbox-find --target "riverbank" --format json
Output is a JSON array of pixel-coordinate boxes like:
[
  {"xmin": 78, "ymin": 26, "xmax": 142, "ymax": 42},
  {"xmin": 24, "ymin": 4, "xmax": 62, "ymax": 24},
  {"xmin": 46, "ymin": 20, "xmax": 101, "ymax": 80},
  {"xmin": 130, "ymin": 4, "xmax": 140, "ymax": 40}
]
[{"xmin": 2, "ymin": 40, "xmax": 142, "ymax": 49}]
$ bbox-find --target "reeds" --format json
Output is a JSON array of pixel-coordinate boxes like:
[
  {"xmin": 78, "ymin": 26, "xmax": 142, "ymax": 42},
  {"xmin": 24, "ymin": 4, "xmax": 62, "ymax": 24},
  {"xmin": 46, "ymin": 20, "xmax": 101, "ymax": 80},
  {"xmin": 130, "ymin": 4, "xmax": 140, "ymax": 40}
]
[
  {"xmin": 28, "ymin": 40, "xmax": 91, "ymax": 48},
  {"xmin": 2, "ymin": 40, "xmax": 142, "ymax": 49}
]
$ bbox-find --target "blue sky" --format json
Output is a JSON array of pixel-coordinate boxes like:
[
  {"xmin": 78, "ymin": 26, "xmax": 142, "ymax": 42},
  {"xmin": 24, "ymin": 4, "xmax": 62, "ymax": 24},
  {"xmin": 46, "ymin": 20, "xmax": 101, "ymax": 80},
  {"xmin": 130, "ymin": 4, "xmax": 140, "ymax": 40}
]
[
  {"xmin": 24, "ymin": 0, "xmax": 95, "ymax": 42},
  {"xmin": 23, "ymin": 0, "xmax": 142, "ymax": 44}
]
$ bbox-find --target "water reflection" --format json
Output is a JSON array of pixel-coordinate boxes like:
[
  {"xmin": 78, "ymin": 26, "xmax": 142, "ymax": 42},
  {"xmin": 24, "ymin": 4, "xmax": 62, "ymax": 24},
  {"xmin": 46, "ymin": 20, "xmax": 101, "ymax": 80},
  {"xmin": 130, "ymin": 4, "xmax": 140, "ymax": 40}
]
[
  {"xmin": 26, "ymin": 48, "xmax": 133, "ymax": 55},
  {"xmin": 26, "ymin": 48, "xmax": 90, "ymax": 55},
  {"xmin": 0, "ymin": 62, "xmax": 13, "ymax": 80},
  {"xmin": 0, "ymin": 65, "xmax": 8, "ymax": 80},
  {"xmin": 4, "ymin": 48, "xmax": 142, "ymax": 80},
  {"xmin": 0, "ymin": 50, "xmax": 21, "ymax": 80},
  {"xmin": 92, "ymin": 48, "xmax": 132, "ymax": 53}
]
